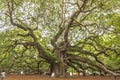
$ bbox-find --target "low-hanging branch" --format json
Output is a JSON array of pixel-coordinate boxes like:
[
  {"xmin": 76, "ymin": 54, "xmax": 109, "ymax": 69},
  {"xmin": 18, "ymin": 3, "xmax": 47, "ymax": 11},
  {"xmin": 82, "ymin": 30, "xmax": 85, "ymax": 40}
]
[{"xmin": 66, "ymin": 53, "xmax": 120, "ymax": 76}]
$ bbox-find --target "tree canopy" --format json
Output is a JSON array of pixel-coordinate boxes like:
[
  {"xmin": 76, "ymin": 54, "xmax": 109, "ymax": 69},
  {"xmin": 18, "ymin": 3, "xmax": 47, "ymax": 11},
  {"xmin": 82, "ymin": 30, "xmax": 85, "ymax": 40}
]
[{"xmin": 0, "ymin": 0, "xmax": 120, "ymax": 77}]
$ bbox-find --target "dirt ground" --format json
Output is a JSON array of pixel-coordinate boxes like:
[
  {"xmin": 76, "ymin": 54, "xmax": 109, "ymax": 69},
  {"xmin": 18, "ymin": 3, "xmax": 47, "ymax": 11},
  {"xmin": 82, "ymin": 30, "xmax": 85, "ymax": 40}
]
[{"xmin": 2, "ymin": 74, "xmax": 120, "ymax": 80}]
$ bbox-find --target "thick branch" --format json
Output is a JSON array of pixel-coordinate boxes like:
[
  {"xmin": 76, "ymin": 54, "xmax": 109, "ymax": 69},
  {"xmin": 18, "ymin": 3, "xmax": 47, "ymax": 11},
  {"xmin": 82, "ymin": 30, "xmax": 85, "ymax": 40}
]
[
  {"xmin": 7, "ymin": 1, "xmax": 27, "ymax": 31},
  {"xmin": 64, "ymin": 0, "xmax": 89, "ymax": 46},
  {"xmin": 51, "ymin": 27, "xmax": 64, "ymax": 47},
  {"xmin": 67, "ymin": 54, "xmax": 120, "ymax": 76}
]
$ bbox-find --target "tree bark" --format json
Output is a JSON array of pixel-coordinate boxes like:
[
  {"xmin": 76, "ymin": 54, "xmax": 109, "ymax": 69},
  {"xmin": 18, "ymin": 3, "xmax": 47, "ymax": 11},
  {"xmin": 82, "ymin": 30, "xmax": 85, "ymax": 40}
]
[{"xmin": 51, "ymin": 47, "xmax": 66, "ymax": 77}]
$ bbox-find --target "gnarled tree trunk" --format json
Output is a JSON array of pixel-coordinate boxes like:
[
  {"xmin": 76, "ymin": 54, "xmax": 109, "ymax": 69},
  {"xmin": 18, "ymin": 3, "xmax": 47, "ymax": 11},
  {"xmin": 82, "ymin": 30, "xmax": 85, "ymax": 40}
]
[{"xmin": 51, "ymin": 47, "xmax": 66, "ymax": 77}]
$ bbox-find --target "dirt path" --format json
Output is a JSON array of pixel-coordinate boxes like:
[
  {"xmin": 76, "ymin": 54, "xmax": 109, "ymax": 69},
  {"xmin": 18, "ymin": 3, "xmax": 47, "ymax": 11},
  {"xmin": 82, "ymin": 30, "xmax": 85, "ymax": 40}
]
[{"xmin": 3, "ymin": 74, "xmax": 120, "ymax": 80}]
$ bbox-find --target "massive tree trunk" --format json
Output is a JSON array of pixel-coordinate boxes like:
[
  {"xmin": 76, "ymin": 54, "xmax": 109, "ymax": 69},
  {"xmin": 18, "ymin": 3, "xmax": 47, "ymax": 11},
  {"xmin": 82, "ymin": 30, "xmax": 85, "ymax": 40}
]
[{"xmin": 54, "ymin": 47, "xmax": 66, "ymax": 77}]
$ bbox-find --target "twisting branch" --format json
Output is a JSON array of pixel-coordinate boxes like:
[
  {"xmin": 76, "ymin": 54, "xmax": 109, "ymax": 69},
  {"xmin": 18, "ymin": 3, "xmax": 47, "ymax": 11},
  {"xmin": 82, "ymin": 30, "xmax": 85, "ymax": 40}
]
[
  {"xmin": 64, "ymin": 0, "xmax": 89, "ymax": 47},
  {"xmin": 80, "ymin": 0, "xmax": 88, "ymax": 11},
  {"xmin": 7, "ymin": 0, "xmax": 55, "ymax": 64},
  {"xmin": 66, "ymin": 60, "xmax": 83, "ymax": 73},
  {"xmin": 68, "ymin": 46, "xmax": 105, "ymax": 65},
  {"xmin": 51, "ymin": 27, "xmax": 64, "ymax": 48},
  {"xmin": 7, "ymin": 1, "xmax": 27, "ymax": 31},
  {"xmin": 67, "ymin": 53, "xmax": 120, "ymax": 76}
]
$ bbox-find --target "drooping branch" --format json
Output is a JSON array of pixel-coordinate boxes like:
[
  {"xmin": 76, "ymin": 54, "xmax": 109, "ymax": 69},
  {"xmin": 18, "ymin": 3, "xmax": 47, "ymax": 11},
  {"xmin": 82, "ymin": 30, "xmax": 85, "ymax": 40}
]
[
  {"xmin": 67, "ymin": 59, "xmax": 98, "ymax": 74},
  {"xmin": 67, "ymin": 59, "xmax": 86, "ymax": 73},
  {"xmin": 68, "ymin": 46, "xmax": 105, "ymax": 65},
  {"xmin": 67, "ymin": 54, "xmax": 120, "ymax": 76},
  {"xmin": 66, "ymin": 60, "xmax": 83, "ymax": 73}
]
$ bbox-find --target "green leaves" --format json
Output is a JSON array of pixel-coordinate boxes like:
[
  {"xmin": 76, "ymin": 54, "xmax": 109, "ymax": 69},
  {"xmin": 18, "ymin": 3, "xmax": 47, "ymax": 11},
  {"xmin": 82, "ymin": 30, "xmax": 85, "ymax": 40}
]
[
  {"xmin": 0, "ymin": 0, "xmax": 120, "ymax": 75},
  {"xmin": 111, "ymin": 14, "xmax": 120, "ymax": 32}
]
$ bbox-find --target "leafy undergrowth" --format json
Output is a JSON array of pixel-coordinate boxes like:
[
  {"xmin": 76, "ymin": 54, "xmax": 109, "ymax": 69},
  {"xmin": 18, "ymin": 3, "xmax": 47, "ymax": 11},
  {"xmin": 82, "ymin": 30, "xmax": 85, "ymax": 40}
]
[{"xmin": 3, "ymin": 74, "xmax": 120, "ymax": 80}]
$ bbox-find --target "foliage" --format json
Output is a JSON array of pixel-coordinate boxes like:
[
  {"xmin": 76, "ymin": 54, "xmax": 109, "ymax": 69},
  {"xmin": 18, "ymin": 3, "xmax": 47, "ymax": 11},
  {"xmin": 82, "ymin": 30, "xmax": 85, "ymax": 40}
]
[{"xmin": 0, "ymin": 0, "xmax": 120, "ymax": 77}]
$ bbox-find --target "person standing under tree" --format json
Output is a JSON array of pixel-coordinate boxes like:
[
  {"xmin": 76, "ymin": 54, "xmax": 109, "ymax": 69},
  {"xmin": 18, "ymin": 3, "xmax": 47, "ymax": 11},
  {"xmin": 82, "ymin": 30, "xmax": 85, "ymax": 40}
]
[{"xmin": 1, "ymin": 70, "xmax": 6, "ymax": 80}]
